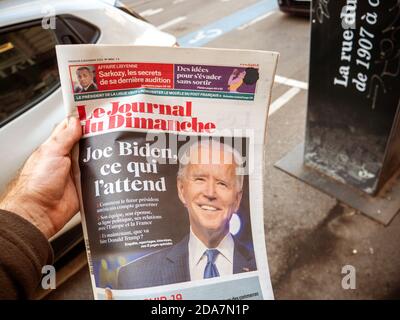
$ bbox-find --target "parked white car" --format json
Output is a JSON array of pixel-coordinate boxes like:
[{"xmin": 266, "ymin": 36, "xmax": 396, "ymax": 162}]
[{"xmin": 0, "ymin": 0, "xmax": 176, "ymax": 250}]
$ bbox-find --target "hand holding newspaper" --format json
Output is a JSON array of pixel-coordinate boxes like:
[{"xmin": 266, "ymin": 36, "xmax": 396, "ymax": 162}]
[{"xmin": 56, "ymin": 45, "xmax": 278, "ymax": 300}]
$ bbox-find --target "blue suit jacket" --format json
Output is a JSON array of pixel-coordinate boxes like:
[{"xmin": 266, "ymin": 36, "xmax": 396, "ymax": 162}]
[{"xmin": 117, "ymin": 234, "xmax": 256, "ymax": 289}]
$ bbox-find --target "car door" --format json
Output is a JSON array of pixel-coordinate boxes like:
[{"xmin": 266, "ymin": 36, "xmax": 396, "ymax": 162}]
[{"xmin": 0, "ymin": 16, "xmax": 100, "ymax": 195}]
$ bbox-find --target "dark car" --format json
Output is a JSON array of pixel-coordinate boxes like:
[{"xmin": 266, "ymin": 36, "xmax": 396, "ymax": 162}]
[{"xmin": 277, "ymin": 0, "xmax": 311, "ymax": 17}]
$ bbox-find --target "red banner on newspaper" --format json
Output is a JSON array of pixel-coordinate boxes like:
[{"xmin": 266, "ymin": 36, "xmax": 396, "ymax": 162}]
[{"xmin": 70, "ymin": 63, "xmax": 174, "ymax": 93}]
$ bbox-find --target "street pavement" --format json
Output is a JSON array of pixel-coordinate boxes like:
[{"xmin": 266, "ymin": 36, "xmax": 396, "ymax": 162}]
[{"xmin": 46, "ymin": 0, "xmax": 400, "ymax": 300}]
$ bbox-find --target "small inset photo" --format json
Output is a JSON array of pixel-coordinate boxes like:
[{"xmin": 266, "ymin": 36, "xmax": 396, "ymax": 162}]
[{"xmin": 70, "ymin": 65, "xmax": 98, "ymax": 93}]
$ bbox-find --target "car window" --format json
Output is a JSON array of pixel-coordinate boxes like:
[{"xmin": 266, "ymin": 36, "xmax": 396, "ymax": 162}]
[
  {"xmin": 0, "ymin": 16, "xmax": 100, "ymax": 127},
  {"xmin": 0, "ymin": 23, "xmax": 59, "ymax": 127}
]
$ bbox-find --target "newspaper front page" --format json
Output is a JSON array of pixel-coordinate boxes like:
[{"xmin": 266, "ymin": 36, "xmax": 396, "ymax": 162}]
[{"xmin": 56, "ymin": 45, "xmax": 278, "ymax": 300}]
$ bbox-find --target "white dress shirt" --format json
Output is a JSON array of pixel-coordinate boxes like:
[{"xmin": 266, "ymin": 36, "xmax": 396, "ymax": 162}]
[{"xmin": 188, "ymin": 228, "xmax": 234, "ymax": 281}]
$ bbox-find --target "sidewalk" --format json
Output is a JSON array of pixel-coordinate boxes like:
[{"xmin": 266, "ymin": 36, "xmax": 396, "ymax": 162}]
[{"xmin": 264, "ymin": 89, "xmax": 400, "ymax": 299}]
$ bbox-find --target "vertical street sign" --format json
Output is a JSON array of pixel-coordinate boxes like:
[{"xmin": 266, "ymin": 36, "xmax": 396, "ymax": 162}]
[{"xmin": 276, "ymin": 0, "xmax": 400, "ymax": 224}]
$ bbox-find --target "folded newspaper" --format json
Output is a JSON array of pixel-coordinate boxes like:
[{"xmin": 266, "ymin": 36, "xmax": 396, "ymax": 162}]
[{"xmin": 56, "ymin": 45, "xmax": 278, "ymax": 300}]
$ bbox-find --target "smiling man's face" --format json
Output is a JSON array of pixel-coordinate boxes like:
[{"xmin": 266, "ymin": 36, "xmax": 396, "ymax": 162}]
[{"xmin": 177, "ymin": 145, "xmax": 242, "ymax": 247}]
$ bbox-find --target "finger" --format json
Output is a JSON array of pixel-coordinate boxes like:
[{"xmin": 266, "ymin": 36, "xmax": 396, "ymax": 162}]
[
  {"xmin": 63, "ymin": 117, "xmax": 82, "ymax": 153},
  {"xmin": 105, "ymin": 288, "xmax": 113, "ymax": 300},
  {"xmin": 51, "ymin": 118, "xmax": 68, "ymax": 137},
  {"xmin": 45, "ymin": 117, "xmax": 82, "ymax": 156}
]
